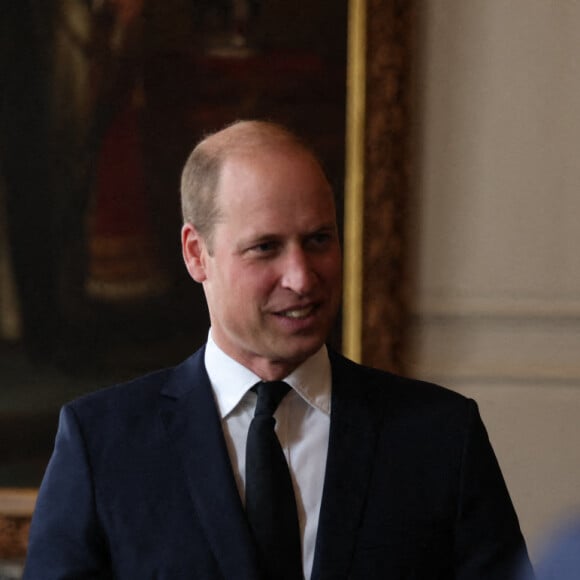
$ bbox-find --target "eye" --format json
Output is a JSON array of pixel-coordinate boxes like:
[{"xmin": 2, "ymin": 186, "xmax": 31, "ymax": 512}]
[
  {"xmin": 248, "ymin": 240, "xmax": 279, "ymax": 256},
  {"xmin": 305, "ymin": 231, "xmax": 335, "ymax": 251}
]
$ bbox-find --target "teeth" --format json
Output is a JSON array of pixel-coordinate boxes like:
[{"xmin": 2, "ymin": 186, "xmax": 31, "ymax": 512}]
[{"xmin": 283, "ymin": 307, "xmax": 313, "ymax": 319}]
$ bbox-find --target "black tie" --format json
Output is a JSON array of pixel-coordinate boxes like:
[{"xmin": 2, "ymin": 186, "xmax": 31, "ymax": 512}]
[{"xmin": 245, "ymin": 381, "xmax": 303, "ymax": 580}]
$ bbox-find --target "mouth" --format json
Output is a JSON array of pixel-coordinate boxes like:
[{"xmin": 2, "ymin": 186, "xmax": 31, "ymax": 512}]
[{"xmin": 276, "ymin": 305, "xmax": 317, "ymax": 319}]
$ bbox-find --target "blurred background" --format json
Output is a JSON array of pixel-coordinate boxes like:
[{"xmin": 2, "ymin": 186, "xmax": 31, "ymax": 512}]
[{"xmin": 1, "ymin": 0, "xmax": 579, "ymax": 571}]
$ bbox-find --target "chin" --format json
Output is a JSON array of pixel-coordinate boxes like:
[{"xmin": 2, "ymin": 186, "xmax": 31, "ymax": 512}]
[{"xmin": 277, "ymin": 339, "xmax": 325, "ymax": 365}]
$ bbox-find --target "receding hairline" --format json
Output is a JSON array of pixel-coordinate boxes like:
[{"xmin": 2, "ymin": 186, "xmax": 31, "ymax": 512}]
[
  {"xmin": 194, "ymin": 120, "xmax": 315, "ymax": 161},
  {"xmin": 180, "ymin": 120, "xmax": 333, "ymax": 250}
]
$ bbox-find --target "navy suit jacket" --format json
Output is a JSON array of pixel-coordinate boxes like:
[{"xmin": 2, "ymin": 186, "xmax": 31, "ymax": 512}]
[{"xmin": 24, "ymin": 347, "xmax": 531, "ymax": 579}]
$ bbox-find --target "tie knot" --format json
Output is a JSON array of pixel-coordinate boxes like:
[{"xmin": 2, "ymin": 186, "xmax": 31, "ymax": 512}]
[{"xmin": 253, "ymin": 381, "xmax": 291, "ymax": 417}]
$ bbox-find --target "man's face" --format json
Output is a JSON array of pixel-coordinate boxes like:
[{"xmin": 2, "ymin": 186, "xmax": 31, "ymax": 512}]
[{"xmin": 184, "ymin": 146, "xmax": 342, "ymax": 379}]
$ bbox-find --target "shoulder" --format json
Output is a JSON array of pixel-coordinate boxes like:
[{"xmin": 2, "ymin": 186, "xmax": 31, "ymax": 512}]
[
  {"xmin": 328, "ymin": 349, "xmax": 477, "ymax": 428},
  {"xmin": 65, "ymin": 346, "xmax": 206, "ymax": 421},
  {"xmin": 67, "ymin": 366, "xmax": 171, "ymax": 413},
  {"xmin": 328, "ymin": 351, "xmax": 492, "ymax": 477},
  {"xmin": 329, "ymin": 348, "xmax": 469, "ymax": 404}
]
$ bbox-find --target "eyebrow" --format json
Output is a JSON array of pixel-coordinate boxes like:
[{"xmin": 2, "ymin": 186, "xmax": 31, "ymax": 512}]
[{"xmin": 238, "ymin": 223, "xmax": 337, "ymax": 248}]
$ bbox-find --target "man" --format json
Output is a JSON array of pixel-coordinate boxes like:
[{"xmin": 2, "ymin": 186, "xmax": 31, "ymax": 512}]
[{"xmin": 24, "ymin": 120, "xmax": 532, "ymax": 579}]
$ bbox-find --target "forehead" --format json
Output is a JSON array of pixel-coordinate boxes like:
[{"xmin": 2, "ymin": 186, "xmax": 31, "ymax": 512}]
[
  {"xmin": 211, "ymin": 147, "xmax": 336, "ymax": 243},
  {"xmin": 217, "ymin": 147, "xmax": 334, "ymax": 211}
]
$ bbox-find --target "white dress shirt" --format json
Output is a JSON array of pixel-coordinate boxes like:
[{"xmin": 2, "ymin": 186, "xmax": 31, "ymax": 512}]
[{"xmin": 204, "ymin": 332, "xmax": 331, "ymax": 580}]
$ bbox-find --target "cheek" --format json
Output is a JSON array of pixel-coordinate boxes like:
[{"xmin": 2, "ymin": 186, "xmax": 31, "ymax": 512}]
[
  {"xmin": 238, "ymin": 264, "xmax": 279, "ymax": 294},
  {"xmin": 319, "ymin": 254, "xmax": 342, "ymax": 284}
]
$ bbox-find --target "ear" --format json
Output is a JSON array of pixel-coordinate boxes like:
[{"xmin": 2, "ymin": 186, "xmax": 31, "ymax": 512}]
[{"xmin": 181, "ymin": 222, "xmax": 209, "ymax": 282}]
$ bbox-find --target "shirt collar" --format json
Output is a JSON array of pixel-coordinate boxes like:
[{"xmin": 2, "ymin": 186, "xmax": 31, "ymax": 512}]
[{"xmin": 204, "ymin": 330, "xmax": 332, "ymax": 419}]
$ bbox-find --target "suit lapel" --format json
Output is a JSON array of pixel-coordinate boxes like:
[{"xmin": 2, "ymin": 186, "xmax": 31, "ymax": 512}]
[
  {"xmin": 159, "ymin": 348, "xmax": 263, "ymax": 580},
  {"xmin": 311, "ymin": 352, "xmax": 384, "ymax": 580}
]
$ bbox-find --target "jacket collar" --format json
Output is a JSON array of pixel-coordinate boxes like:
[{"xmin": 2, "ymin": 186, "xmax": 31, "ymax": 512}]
[
  {"xmin": 160, "ymin": 347, "xmax": 264, "ymax": 580},
  {"xmin": 311, "ymin": 351, "xmax": 385, "ymax": 580}
]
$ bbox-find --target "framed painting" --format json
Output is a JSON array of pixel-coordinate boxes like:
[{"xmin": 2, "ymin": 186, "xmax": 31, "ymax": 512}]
[{"xmin": 0, "ymin": 0, "xmax": 346, "ymax": 491}]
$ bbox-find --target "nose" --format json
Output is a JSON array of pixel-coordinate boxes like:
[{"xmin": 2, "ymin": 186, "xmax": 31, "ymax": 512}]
[{"xmin": 280, "ymin": 247, "xmax": 316, "ymax": 296}]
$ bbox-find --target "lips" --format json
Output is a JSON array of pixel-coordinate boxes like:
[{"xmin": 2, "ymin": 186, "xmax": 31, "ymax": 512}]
[{"xmin": 276, "ymin": 305, "xmax": 317, "ymax": 319}]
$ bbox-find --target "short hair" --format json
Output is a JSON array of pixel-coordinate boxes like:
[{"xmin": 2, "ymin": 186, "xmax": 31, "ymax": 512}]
[{"xmin": 180, "ymin": 120, "xmax": 319, "ymax": 252}]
